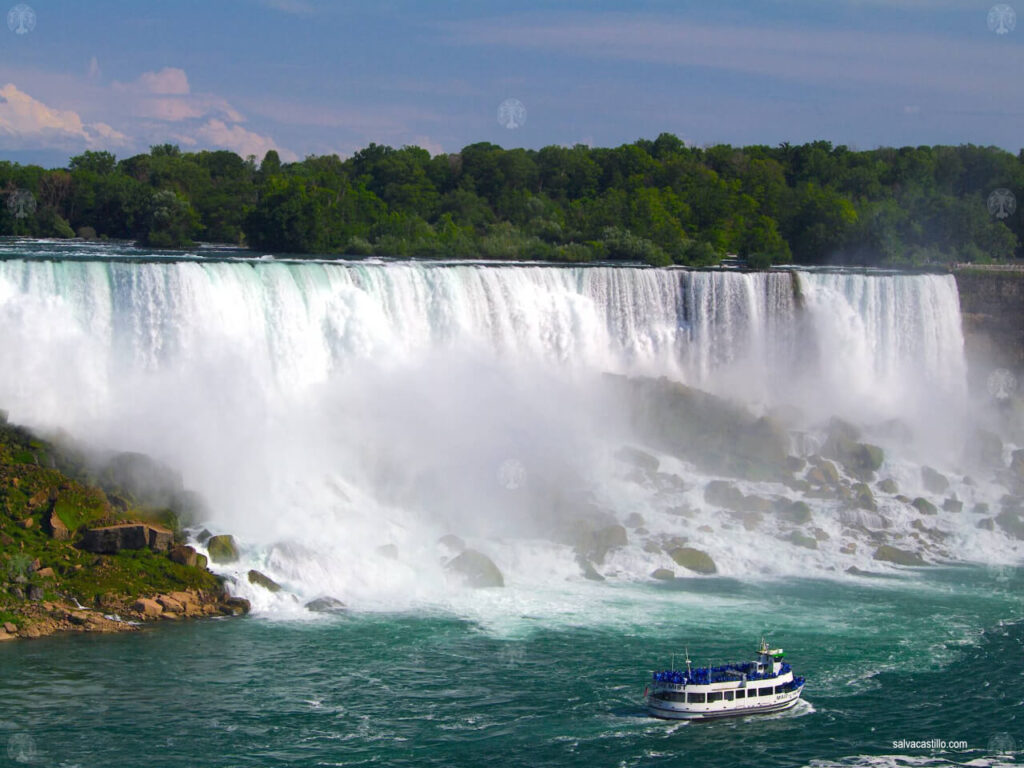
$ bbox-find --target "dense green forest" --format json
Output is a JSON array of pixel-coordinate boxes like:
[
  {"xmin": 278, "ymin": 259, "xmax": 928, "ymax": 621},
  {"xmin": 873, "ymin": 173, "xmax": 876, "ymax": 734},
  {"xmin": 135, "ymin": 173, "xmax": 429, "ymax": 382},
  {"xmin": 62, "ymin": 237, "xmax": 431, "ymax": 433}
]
[{"xmin": 1, "ymin": 136, "xmax": 1022, "ymax": 266}]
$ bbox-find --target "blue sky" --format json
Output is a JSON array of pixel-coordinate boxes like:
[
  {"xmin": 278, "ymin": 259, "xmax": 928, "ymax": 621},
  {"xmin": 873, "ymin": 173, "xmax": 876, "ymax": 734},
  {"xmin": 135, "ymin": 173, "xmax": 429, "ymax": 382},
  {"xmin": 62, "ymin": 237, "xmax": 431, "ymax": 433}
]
[{"xmin": 0, "ymin": 0, "xmax": 1021, "ymax": 167}]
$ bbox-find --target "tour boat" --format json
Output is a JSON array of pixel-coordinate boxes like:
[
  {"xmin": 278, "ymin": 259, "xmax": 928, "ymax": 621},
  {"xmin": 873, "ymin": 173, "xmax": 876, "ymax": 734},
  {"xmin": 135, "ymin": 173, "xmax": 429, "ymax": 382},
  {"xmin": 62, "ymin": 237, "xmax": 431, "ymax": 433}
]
[{"xmin": 645, "ymin": 638, "xmax": 805, "ymax": 720}]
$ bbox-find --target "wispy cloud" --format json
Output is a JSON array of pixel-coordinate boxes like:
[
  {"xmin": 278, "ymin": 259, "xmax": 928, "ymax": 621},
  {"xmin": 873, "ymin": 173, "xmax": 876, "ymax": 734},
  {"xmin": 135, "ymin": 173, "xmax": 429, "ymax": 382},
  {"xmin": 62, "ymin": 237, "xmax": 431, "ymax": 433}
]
[
  {"xmin": 0, "ymin": 83, "xmax": 129, "ymax": 150},
  {"xmin": 258, "ymin": 0, "xmax": 315, "ymax": 16},
  {"xmin": 444, "ymin": 13, "xmax": 1023, "ymax": 98}
]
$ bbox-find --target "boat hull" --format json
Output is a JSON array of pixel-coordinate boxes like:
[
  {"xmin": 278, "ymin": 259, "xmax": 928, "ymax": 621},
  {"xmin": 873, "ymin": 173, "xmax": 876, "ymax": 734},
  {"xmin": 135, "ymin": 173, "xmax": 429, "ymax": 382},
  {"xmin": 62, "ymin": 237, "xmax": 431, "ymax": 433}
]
[{"xmin": 647, "ymin": 690, "xmax": 803, "ymax": 721}]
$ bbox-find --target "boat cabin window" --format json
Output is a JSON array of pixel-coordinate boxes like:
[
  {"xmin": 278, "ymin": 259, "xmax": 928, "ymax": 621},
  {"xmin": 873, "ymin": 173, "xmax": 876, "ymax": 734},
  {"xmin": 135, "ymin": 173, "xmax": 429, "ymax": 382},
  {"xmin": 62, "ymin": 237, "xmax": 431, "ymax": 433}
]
[
  {"xmin": 774, "ymin": 685, "xmax": 785, "ymax": 695},
  {"xmin": 724, "ymin": 691, "xmax": 734, "ymax": 701},
  {"xmin": 735, "ymin": 689, "xmax": 746, "ymax": 699},
  {"xmin": 757, "ymin": 687, "xmax": 769, "ymax": 696},
  {"xmin": 687, "ymin": 692, "xmax": 705, "ymax": 704},
  {"xmin": 707, "ymin": 692, "xmax": 723, "ymax": 703}
]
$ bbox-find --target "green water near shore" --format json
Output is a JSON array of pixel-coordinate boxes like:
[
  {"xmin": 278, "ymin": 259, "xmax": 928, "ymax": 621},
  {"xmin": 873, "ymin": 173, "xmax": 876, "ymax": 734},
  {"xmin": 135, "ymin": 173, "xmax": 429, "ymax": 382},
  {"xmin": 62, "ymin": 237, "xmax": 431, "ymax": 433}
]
[{"xmin": 0, "ymin": 568, "xmax": 1021, "ymax": 768}]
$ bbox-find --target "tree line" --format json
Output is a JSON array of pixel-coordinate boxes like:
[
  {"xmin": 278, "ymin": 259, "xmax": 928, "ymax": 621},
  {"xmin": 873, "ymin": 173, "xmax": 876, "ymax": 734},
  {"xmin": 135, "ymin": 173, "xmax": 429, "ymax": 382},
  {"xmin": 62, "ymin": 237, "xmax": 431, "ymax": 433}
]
[{"xmin": 0, "ymin": 135, "xmax": 1021, "ymax": 266}]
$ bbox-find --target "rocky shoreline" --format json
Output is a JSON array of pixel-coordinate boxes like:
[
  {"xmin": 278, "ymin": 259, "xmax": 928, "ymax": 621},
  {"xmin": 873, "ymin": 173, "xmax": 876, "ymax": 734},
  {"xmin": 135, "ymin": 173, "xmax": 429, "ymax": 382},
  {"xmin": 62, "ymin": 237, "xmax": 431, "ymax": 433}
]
[{"xmin": 0, "ymin": 413, "xmax": 251, "ymax": 643}]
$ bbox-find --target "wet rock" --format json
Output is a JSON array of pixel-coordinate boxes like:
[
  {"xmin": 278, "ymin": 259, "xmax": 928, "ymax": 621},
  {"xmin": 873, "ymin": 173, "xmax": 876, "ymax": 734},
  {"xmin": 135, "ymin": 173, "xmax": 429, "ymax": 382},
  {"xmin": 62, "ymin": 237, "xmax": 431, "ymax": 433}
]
[
  {"xmin": 911, "ymin": 497, "xmax": 938, "ymax": 516},
  {"xmin": 577, "ymin": 556, "xmax": 605, "ymax": 582},
  {"xmin": 643, "ymin": 540, "xmax": 661, "ymax": 554},
  {"xmin": 921, "ymin": 467, "xmax": 949, "ymax": 495},
  {"xmin": 977, "ymin": 517, "xmax": 996, "ymax": 531},
  {"xmin": 653, "ymin": 473, "xmax": 689, "ymax": 493},
  {"xmin": 247, "ymin": 569, "xmax": 282, "ymax": 592},
  {"xmin": 607, "ymin": 375, "xmax": 791, "ymax": 481},
  {"xmin": 788, "ymin": 531, "xmax": 818, "ymax": 549},
  {"xmin": 623, "ymin": 512, "xmax": 645, "ymax": 529},
  {"xmin": 996, "ymin": 508, "xmax": 1024, "ymax": 539},
  {"xmin": 807, "ymin": 458, "xmax": 840, "ymax": 487},
  {"xmin": 437, "ymin": 534, "xmax": 466, "ymax": 553},
  {"xmin": 824, "ymin": 421, "xmax": 884, "ymax": 480},
  {"xmin": 668, "ymin": 547, "xmax": 717, "ymax": 575},
  {"xmin": 873, "ymin": 545, "xmax": 926, "ymax": 566},
  {"xmin": 942, "ymin": 497, "xmax": 963, "ymax": 513},
  {"xmin": 851, "ymin": 483, "xmax": 876, "ymax": 512},
  {"xmin": 305, "ymin": 596, "xmax": 346, "ymax": 614},
  {"xmin": 777, "ymin": 500, "xmax": 813, "ymax": 525},
  {"xmin": 445, "ymin": 549, "xmax": 504, "ymax": 588},
  {"xmin": 1011, "ymin": 450, "xmax": 1024, "ymax": 478},
  {"xmin": 972, "ymin": 502, "xmax": 990, "ymax": 515},
  {"xmin": 563, "ymin": 520, "xmax": 628, "ymax": 564},
  {"xmin": 614, "ymin": 446, "xmax": 660, "ymax": 474},
  {"xmin": 651, "ymin": 568, "xmax": 676, "ymax": 581},
  {"xmin": 221, "ymin": 597, "xmax": 251, "ymax": 616},
  {"xmin": 704, "ymin": 481, "xmax": 773, "ymax": 513},
  {"xmin": 206, "ymin": 535, "xmax": 239, "ymax": 564},
  {"xmin": 196, "ymin": 529, "xmax": 212, "ymax": 544},
  {"xmin": 877, "ymin": 478, "xmax": 899, "ymax": 494}
]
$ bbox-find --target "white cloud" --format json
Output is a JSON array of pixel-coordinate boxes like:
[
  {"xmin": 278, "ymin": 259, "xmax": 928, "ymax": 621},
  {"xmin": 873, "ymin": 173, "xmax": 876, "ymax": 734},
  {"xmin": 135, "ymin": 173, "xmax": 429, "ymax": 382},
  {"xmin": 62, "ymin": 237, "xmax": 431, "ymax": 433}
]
[
  {"xmin": 412, "ymin": 135, "xmax": 443, "ymax": 156},
  {"xmin": 138, "ymin": 67, "xmax": 190, "ymax": 96},
  {"xmin": 0, "ymin": 83, "xmax": 129, "ymax": 149},
  {"xmin": 196, "ymin": 119, "xmax": 298, "ymax": 161},
  {"xmin": 87, "ymin": 57, "xmax": 101, "ymax": 81}
]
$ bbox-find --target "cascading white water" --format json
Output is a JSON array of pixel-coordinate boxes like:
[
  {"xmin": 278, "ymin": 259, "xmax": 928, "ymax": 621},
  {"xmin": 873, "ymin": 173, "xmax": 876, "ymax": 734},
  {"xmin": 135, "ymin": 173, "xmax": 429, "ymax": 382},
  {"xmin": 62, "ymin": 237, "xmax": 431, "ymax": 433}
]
[{"xmin": 0, "ymin": 255, "xmax": 1003, "ymax": 612}]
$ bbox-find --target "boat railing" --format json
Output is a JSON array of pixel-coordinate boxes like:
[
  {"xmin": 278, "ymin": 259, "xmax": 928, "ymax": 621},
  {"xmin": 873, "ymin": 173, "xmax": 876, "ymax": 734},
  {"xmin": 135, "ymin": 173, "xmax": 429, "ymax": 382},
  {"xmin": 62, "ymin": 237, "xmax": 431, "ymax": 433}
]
[{"xmin": 652, "ymin": 661, "xmax": 793, "ymax": 686}]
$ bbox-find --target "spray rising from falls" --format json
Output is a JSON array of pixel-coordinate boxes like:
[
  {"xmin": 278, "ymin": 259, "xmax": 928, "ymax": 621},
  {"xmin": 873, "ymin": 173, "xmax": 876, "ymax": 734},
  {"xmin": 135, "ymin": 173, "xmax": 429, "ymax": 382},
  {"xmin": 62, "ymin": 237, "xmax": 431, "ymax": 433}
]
[{"xmin": 0, "ymin": 257, "xmax": 1010, "ymax": 613}]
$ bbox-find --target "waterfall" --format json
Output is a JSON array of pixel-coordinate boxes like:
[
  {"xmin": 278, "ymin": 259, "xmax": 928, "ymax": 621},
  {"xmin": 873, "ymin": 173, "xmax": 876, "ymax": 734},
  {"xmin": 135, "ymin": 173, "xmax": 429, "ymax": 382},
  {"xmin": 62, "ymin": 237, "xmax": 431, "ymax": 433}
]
[{"xmin": 0, "ymin": 255, "xmax": 989, "ymax": 606}]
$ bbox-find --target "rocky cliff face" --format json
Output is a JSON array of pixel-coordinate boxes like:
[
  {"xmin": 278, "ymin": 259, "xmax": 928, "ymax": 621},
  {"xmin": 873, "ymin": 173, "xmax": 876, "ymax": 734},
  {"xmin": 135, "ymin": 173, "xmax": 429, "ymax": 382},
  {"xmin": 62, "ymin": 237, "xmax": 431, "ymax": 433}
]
[{"xmin": 954, "ymin": 267, "xmax": 1024, "ymax": 386}]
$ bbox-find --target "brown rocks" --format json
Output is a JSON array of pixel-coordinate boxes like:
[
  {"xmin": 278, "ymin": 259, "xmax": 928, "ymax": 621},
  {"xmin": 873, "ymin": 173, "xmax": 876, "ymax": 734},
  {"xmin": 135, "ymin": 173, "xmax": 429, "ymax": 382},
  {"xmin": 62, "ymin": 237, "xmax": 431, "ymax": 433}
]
[
  {"xmin": 168, "ymin": 544, "xmax": 199, "ymax": 567},
  {"xmin": 247, "ymin": 569, "xmax": 282, "ymax": 592},
  {"xmin": 34, "ymin": 567, "xmax": 55, "ymax": 579},
  {"xmin": 47, "ymin": 511, "xmax": 71, "ymax": 540},
  {"xmin": 133, "ymin": 597, "xmax": 163, "ymax": 617},
  {"xmin": 445, "ymin": 549, "xmax": 505, "ymax": 588},
  {"xmin": 651, "ymin": 568, "xmax": 676, "ymax": 580},
  {"xmin": 156, "ymin": 595, "xmax": 184, "ymax": 613},
  {"xmin": 80, "ymin": 523, "xmax": 174, "ymax": 555}
]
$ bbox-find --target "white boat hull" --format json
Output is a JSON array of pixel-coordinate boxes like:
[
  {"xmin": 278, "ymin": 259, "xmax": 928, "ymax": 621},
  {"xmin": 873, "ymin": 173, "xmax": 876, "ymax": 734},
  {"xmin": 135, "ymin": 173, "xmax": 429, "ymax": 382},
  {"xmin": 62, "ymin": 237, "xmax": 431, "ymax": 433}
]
[{"xmin": 647, "ymin": 688, "xmax": 803, "ymax": 721}]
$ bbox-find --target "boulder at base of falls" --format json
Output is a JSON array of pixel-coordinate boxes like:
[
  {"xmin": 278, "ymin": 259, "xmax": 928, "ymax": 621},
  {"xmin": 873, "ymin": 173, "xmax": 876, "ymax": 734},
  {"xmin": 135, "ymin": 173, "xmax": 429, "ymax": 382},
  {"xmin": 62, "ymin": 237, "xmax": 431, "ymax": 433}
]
[
  {"xmin": 206, "ymin": 535, "xmax": 239, "ymax": 564},
  {"xmin": 911, "ymin": 497, "xmax": 938, "ymax": 516},
  {"xmin": 823, "ymin": 421, "xmax": 885, "ymax": 480},
  {"xmin": 873, "ymin": 545, "xmax": 926, "ymax": 566},
  {"xmin": 851, "ymin": 483, "xmax": 876, "ymax": 512},
  {"xmin": 247, "ymin": 570, "xmax": 282, "ymax": 593},
  {"xmin": 560, "ymin": 517, "xmax": 629, "ymax": 565},
  {"xmin": 305, "ymin": 596, "xmax": 347, "ymax": 614},
  {"xmin": 221, "ymin": 597, "xmax": 251, "ymax": 616},
  {"xmin": 877, "ymin": 478, "xmax": 899, "ymax": 494},
  {"xmin": 668, "ymin": 547, "xmax": 717, "ymax": 575},
  {"xmin": 776, "ymin": 500, "xmax": 812, "ymax": 525},
  {"xmin": 614, "ymin": 446, "xmax": 660, "ymax": 474},
  {"xmin": 788, "ymin": 531, "xmax": 818, "ymax": 549},
  {"xmin": 605, "ymin": 375, "xmax": 791, "ymax": 481},
  {"xmin": 576, "ymin": 556, "xmax": 605, "ymax": 582},
  {"xmin": 921, "ymin": 466, "xmax": 949, "ymax": 495},
  {"xmin": 651, "ymin": 568, "xmax": 676, "ymax": 581},
  {"xmin": 445, "ymin": 549, "xmax": 504, "ymax": 588},
  {"xmin": 704, "ymin": 480, "xmax": 773, "ymax": 513}
]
